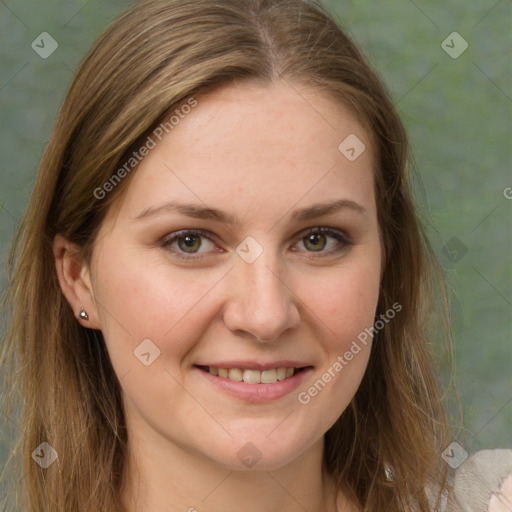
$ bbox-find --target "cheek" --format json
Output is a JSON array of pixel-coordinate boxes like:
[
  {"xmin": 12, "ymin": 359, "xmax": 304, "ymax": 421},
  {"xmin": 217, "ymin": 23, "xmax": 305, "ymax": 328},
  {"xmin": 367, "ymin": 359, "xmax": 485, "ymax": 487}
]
[
  {"xmin": 306, "ymin": 260, "xmax": 381, "ymax": 346},
  {"xmin": 293, "ymin": 261, "xmax": 379, "ymax": 418},
  {"xmin": 91, "ymin": 245, "xmax": 224, "ymax": 366}
]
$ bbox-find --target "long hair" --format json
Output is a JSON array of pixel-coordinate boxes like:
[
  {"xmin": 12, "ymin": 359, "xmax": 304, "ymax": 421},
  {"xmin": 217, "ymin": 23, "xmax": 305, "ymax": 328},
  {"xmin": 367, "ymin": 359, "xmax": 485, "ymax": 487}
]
[{"xmin": 0, "ymin": 0, "xmax": 451, "ymax": 510}]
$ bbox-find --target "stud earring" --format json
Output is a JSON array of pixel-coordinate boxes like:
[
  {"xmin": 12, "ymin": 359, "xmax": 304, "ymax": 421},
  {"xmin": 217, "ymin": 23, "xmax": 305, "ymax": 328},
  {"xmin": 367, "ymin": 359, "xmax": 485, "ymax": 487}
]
[
  {"xmin": 384, "ymin": 463, "xmax": 395, "ymax": 482},
  {"xmin": 79, "ymin": 307, "xmax": 89, "ymax": 321}
]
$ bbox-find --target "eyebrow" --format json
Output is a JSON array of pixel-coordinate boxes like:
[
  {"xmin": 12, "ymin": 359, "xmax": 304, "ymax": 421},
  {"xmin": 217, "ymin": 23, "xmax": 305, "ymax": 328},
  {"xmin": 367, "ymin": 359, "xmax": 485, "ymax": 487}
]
[{"xmin": 132, "ymin": 198, "xmax": 367, "ymax": 225}]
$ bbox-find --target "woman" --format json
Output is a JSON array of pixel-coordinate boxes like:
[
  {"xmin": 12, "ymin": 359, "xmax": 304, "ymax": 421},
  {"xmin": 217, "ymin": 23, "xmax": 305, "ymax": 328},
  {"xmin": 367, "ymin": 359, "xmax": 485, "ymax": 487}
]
[{"xmin": 1, "ymin": 0, "xmax": 509, "ymax": 510}]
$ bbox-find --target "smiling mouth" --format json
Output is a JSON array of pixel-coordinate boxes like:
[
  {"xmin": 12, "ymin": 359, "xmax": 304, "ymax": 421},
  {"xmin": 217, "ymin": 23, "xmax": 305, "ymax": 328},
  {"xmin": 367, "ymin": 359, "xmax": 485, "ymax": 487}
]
[{"xmin": 195, "ymin": 365, "xmax": 309, "ymax": 384}]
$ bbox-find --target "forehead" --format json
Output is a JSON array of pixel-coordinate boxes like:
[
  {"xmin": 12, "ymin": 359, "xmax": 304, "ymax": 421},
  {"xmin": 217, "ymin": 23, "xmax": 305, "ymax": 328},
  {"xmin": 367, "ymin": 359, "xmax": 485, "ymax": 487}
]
[{"xmin": 109, "ymin": 79, "xmax": 376, "ymax": 227}]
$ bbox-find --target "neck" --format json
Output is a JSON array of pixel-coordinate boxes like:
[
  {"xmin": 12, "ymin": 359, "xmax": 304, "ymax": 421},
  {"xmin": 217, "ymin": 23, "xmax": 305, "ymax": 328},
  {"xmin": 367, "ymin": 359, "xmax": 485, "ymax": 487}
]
[{"xmin": 119, "ymin": 425, "xmax": 341, "ymax": 512}]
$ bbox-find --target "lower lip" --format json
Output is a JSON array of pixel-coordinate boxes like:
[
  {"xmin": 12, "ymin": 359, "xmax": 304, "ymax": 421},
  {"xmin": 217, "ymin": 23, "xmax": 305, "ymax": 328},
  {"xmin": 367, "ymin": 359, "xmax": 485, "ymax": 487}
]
[{"xmin": 194, "ymin": 366, "xmax": 313, "ymax": 403}]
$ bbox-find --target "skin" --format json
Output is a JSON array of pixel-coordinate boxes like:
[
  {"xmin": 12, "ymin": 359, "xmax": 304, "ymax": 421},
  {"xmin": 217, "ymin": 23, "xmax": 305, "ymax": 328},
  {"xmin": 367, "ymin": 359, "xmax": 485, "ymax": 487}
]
[
  {"xmin": 54, "ymin": 79, "xmax": 382, "ymax": 512},
  {"xmin": 489, "ymin": 474, "xmax": 512, "ymax": 512}
]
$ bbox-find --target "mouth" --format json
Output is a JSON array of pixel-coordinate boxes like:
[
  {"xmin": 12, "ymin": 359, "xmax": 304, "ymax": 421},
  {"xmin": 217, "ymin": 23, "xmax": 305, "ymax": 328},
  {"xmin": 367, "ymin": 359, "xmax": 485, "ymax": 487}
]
[
  {"xmin": 195, "ymin": 365, "xmax": 309, "ymax": 384},
  {"xmin": 193, "ymin": 363, "xmax": 314, "ymax": 402}
]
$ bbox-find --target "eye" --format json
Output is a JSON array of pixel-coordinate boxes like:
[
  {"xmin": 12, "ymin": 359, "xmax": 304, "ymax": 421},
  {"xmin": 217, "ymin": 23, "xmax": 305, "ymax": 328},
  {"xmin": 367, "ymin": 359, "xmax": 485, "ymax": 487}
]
[
  {"xmin": 161, "ymin": 229, "xmax": 218, "ymax": 259},
  {"xmin": 292, "ymin": 227, "xmax": 351, "ymax": 257},
  {"xmin": 161, "ymin": 227, "xmax": 351, "ymax": 261}
]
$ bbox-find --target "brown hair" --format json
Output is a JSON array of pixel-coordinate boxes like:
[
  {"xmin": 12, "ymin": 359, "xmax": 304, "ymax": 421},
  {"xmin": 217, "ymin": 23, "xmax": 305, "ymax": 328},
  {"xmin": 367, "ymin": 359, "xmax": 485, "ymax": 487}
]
[{"xmin": 0, "ymin": 0, "xmax": 452, "ymax": 510}]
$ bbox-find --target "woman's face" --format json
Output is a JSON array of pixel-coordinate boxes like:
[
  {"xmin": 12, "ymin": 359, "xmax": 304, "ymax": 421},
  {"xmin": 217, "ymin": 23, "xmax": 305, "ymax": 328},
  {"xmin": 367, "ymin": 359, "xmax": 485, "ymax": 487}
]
[{"xmin": 88, "ymin": 80, "xmax": 381, "ymax": 470}]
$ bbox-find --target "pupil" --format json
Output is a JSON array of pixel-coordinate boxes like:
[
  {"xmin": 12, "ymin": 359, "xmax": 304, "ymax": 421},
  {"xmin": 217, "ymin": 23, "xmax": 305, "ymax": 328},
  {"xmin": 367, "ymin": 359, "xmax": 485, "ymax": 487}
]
[
  {"xmin": 180, "ymin": 235, "xmax": 201, "ymax": 252},
  {"xmin": 306, "ymin": 233, "xmax": 325, "ymax": 251}
]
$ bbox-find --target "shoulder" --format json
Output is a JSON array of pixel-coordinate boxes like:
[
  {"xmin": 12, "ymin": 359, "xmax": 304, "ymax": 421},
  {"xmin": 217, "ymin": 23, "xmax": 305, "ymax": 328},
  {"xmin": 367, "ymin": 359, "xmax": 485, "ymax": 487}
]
[
  {"xmin": 335, "ymin": 450, "xmax": 512, "ymax": 512},
  {"xmin": 444, "ymin": 449, "xmax": 512, "ymax": 512}
]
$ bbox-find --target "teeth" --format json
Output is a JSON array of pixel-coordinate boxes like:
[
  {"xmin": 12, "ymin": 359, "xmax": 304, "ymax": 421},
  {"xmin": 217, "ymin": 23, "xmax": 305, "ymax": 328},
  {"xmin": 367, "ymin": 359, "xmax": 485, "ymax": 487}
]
[
  {"xmin": 207, "ymin": 366, "xmax": 296, "ymax": 384},
  {"xmin": 228, "ymin": 368, "xmax": 243, "ymax": 381},
  {"xmin": 243, "ymin": 369, "xmax": 261, "ymax": 384},
  {"xmin": 261, "ymin": 369, "xmax": 277, "ymax": 383}
]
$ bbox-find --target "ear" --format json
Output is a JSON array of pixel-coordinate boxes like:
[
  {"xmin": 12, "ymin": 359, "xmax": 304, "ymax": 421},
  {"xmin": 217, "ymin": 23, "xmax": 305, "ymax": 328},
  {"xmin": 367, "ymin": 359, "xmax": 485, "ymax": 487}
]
[{"xmin": 53, "ymin": 233, "xmax": 101, "ymax": 329}]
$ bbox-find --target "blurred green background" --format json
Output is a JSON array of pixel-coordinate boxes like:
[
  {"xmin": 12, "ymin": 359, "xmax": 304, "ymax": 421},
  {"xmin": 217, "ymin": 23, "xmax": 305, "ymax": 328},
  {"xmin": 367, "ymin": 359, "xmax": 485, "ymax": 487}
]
[{"xmin": 1, "ymin": 0, "xmax": 511, "ymax": 480}]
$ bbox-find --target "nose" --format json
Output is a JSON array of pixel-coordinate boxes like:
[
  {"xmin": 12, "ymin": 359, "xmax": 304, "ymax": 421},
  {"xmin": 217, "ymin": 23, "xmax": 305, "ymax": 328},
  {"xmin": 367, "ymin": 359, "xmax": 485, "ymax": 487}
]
[{"xmin": 222, "ymin": 251, "xmax": 301, "ymax": 343}]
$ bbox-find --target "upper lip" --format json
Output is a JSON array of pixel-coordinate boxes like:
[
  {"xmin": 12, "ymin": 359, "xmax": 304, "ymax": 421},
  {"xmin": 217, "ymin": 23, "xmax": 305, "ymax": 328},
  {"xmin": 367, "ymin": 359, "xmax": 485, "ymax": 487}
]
[{"xmin": 195, "ymin": 361, "xmax": 313, "ymax": 370}]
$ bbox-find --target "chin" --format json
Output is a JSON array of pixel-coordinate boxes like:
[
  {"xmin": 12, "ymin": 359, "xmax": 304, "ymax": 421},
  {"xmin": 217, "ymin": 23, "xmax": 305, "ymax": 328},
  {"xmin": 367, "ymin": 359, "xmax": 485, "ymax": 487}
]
[{"xmin": 204, "ymin": 430, "xmax": 319, "ymax": 472}]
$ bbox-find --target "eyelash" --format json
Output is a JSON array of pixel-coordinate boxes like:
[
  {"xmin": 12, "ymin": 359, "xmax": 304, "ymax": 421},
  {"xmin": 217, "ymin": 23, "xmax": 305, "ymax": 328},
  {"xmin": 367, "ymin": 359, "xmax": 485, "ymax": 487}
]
[{"xmin": 161, "ymin": 227, "xmax": 352, "ymax": 261}]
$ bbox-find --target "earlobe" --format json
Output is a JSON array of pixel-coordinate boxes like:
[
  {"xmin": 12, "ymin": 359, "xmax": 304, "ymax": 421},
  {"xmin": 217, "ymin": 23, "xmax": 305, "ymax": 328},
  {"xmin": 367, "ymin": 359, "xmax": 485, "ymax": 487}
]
[{"xmin": 53, "ymin": 234, "xmax": 101, "ymax": 329}]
